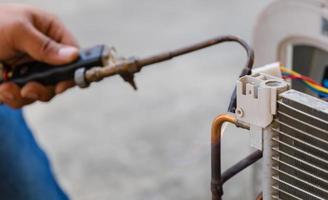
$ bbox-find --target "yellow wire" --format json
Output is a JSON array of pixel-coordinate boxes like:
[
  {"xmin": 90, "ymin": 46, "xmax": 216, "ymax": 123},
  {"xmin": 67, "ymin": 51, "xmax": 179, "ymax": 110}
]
[{"xmin": 280, "ymin": 66, "xmax": 328, "ymax": 94}]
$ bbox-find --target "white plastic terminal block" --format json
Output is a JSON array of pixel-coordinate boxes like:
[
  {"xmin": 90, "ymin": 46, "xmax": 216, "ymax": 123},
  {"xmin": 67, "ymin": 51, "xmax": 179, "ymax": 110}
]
[
  {"xmin": 236, "ymin": 73, "xmax": 289, "ymax": 128},
  {"xmin": 252, "ymin": 62, "xmax": 282, "ymax": 78}
]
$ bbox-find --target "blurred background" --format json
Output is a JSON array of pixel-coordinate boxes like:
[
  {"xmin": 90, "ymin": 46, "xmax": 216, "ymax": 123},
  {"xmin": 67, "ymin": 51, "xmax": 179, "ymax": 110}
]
[{"xmin": 2, "ymin": 0, "xmax": 274, "ymax": 199}]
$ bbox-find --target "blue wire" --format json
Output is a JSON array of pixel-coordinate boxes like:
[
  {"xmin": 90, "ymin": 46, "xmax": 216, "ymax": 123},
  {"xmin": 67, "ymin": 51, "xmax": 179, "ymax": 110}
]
[{"xmin": 323, "ymin": 79, "xmax": 328, "ymax": 88}]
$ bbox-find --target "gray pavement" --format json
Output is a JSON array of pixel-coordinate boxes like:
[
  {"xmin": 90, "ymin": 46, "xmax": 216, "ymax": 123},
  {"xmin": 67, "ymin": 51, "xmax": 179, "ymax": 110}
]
[{"xmin": 3, "ymin": 1, "xmax": 273, "ymax": 199}]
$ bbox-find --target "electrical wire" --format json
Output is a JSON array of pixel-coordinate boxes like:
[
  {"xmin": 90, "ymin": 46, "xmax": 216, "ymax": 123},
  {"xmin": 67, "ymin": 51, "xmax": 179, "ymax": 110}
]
[
  {"xmin": 282, "ymin": 75, "xmax": 328, "ymax": 96},
  {"xmin": 280, "ymin": 66, "xmax": 328, "ymax": 96},
  {"xmin": 282, "ymin": 73, "xmax": 322, "ymax": 86},
  {"xmin": 286, "ymin": 76, "xmax": 328, "ymax": 97}
]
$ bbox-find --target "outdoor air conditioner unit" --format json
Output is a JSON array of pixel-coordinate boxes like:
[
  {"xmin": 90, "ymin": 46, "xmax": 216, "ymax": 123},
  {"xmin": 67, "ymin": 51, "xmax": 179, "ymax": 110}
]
[
  {"xmin": 236, "ymin": 70, "xmax": 328, "ymax": 200},
  {"xmin": 253, "ymin": 1, "xmax": 328, "ymax": 199},
  {"xmin": 254, "ymin": 0, "xmax": 328, "ymax": 199},
  {"xmin": 211, "ymin": 1, "xmax": 328, "ymax": 200},
  {"xmin": 211, "ymin": 63, "xmax": 328, "ymax": 200}
]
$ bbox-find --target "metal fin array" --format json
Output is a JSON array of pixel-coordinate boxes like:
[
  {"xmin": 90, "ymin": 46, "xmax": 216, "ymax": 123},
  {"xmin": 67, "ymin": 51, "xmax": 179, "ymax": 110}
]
[{"xmin": 271, "ymin": 90, "xmax": 328, "ymax": 200}]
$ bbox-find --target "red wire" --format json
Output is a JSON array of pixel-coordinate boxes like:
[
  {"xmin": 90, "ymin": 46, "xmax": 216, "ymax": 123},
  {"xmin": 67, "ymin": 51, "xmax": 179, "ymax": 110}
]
[{"xmin": 283, "ymin": 74, "xmax": 322, "ymax": 87}]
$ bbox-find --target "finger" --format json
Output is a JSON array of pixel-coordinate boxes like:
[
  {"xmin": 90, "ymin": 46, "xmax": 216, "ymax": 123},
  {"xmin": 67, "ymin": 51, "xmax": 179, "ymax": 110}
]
[
  {"xmin": 29, "ymin": 8, "xmax": 79, "ymax": 47},
  {"xmin": 55, "ymin": 81, "xmax": 75, "ymax": 94},
  {"xmin": 14, "ymin": 23, "xmax": 79, "ymax": 65},
  {"xmin": 57, "ymin": 25, "xmax": 79, "ymax": 47},
  {"xmin": 45, "ymin": 18, "xmax": 79, "ymax": 47},
  {"xmin": 46, "ymin": 86, "xmax": 56, "ymax": 101},
  {"xmin": 21, "ymin": 82, "xmax": 55, "ymax": 102},
  {"xmin": 0, "ymin": 83, "xmax": 33, "ymax": 108}
]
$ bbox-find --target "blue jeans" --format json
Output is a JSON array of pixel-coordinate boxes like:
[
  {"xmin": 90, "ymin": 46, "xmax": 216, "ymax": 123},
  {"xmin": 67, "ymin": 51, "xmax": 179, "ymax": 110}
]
[{"xmin": 0, "ymin": 105, "xmax": 69, "ymax": 200}]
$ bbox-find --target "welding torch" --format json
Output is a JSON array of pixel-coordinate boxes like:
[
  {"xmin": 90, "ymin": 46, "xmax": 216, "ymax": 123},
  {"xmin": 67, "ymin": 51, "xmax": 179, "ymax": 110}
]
[{"xmin": 0, "ymin": 35, "xmax": 254, "ymax": 111}]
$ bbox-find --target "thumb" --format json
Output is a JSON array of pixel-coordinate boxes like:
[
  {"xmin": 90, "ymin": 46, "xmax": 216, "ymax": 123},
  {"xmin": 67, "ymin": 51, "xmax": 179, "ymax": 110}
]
[{"xmin": 16, "ymin": 25, "xmax": 79, "ymax": 65}]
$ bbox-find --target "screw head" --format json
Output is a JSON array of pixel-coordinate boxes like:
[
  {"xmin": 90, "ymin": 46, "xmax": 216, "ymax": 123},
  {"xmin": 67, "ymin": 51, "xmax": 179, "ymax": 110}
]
[{"xmin": 236, "ymin": 107, "xmax": 244, "ymax": 118}]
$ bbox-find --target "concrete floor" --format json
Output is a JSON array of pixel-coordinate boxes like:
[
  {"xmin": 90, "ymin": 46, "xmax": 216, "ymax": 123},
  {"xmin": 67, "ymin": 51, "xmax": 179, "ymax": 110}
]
[{"xmin": 4, "ymin": 0, "xmax": 273, "ymax": 199}]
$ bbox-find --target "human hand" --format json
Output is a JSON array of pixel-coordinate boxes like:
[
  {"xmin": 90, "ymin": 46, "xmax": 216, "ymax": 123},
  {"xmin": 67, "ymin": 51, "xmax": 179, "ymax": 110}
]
[{"xmin": 0, "ymin": 3, "xmax": 79, "ymax": 108}]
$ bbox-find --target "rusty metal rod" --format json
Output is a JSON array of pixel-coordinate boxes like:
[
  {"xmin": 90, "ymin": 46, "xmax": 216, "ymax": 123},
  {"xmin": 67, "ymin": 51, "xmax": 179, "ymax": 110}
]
[
  {"xmin": 85, "ymin": 35, "xmax": 254, "ymax": 108},
  {"xmin": 85, "ymin": 35, "xmax": 254, "ymax": 84}
]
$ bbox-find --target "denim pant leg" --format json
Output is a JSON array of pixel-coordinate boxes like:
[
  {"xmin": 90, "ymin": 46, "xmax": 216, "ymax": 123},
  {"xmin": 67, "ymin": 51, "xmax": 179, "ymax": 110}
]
[{"xmin": 0, "ymin": 105, "xmax": 69, "ymax": 200}]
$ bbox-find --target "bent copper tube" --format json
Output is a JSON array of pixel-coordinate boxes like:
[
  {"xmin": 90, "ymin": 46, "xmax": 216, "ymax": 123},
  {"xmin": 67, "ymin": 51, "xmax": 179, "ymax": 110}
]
[
  {"xmin": 211, "ymin": 114, "xmax": 237, "ymax": 200},
  {"xmin": 211, "ymin": 113, "xmax": 253, "ymax": 200}
]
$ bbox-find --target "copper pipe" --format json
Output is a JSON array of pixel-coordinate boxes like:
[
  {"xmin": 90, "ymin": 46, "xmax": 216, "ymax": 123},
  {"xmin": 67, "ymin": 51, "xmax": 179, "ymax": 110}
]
[
  {"xmin": 211, "ymin": 114, "xmax": 237, "ymax": 144},
  {"xmin": 256, "ymin": 193, "xmax": 263, "ymax": 200},
  {"xmin": 221, "ymin": 150, "xmax": 262, "ymax": 184},
  {"xmin": 85, "ymin": 35, "xmax": 254, "ymax": 90},
  {"xmin": 134, "ymin": 35, "xmax": 254, "ymax": 71},
  {"xmin": 211, "ymin": 114, "xmax": 237, "ymax": 200}
]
